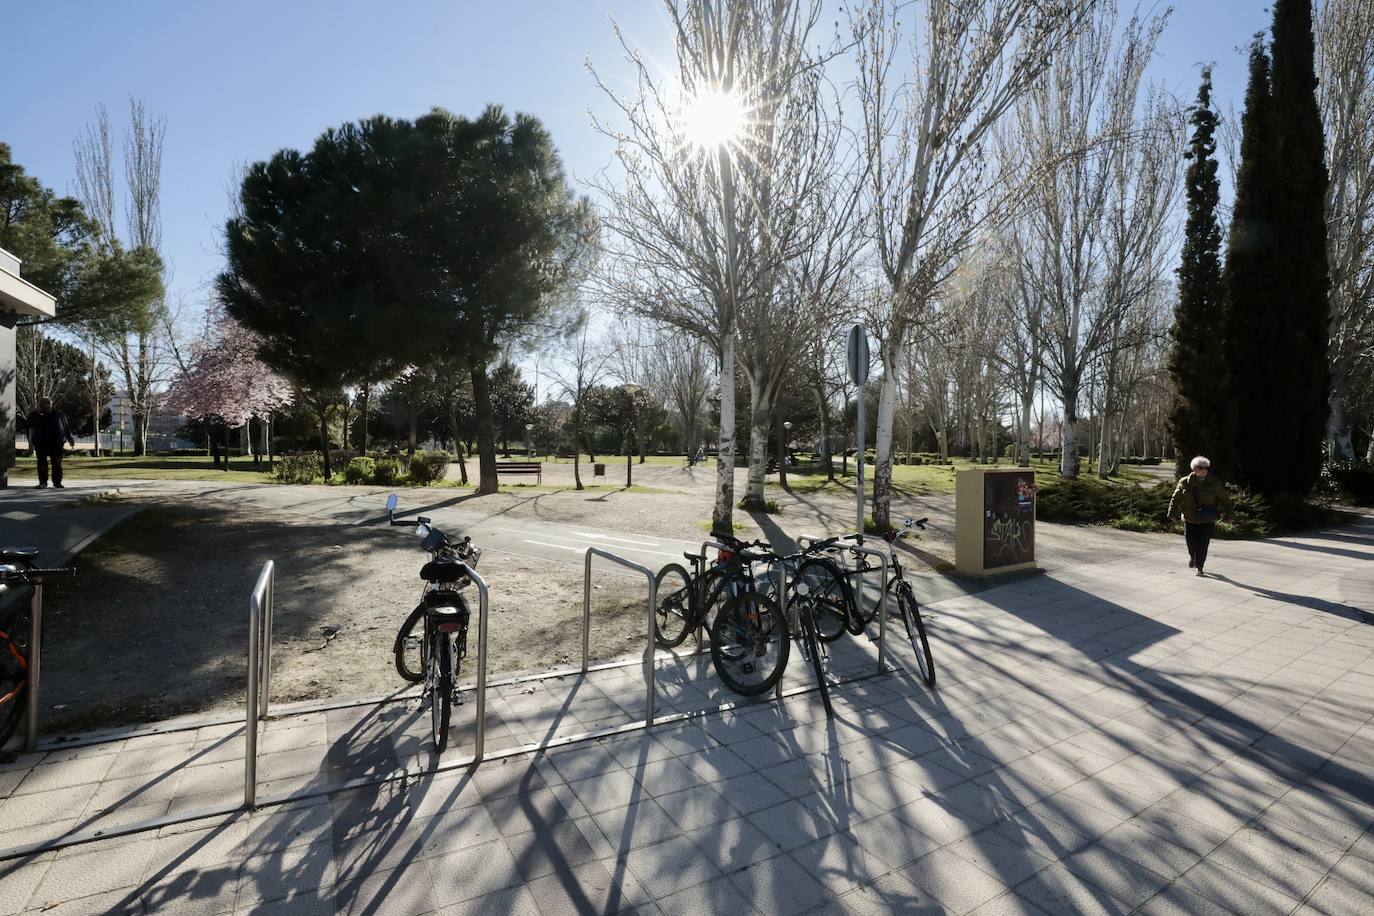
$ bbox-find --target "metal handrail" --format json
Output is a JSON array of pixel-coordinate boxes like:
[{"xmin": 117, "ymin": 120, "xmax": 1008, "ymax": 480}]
[
  {"xmin": 468, "ymin": 569, "xmax": 490, "ymax": 762},
  {"xmin": 582, "ymin": 548, "xmax": 657, "ymax": 726},
  {"xmin": 798, "ymin": 533, "xmax": 889, "ymax": 673},
  {"xmin": 244, "ymin": 560, "xmax": 274, "ymax": 808}
]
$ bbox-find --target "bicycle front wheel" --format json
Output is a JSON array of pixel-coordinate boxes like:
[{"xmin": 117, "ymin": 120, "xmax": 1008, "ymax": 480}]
[
  {"xmin": 710, "ymin": 592, "xmax": 789, "ymax": 696},
  {"xmin": 0, "ymin": 634, "xmax": 27, "ymax": 748},
  {"xmin": 653, "ymin": 564, "xmax": 696, "ymax": 648},
  {"xmin": 795, "ymin": 559, "xmax": 851, "ymax": 642},
  {"xmin": 897, "ymin": 583, "xmax": 935, "ymax": 687},
  {"xmin": 428, "ymin": 634, "xmax": 453, "ymax": 753}
]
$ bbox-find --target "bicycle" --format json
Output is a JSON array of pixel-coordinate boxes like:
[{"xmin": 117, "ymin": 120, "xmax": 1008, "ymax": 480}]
[
  {"xmin": 790, "ymin": 519, "xmax": 935, "ymax": 687},
  {"xmin": 705, "ymin": 542, "xmax": 790, "ymax": 697},
  {"xmin": 652, "ymin": 533, "xmax": 751, "ymax": 649},
  {"xmin": 386, "ymin": 496, "xmax": 482, "ymax": 753},
  {"xmin": 0, "ymin": 553, "xmax": 74, "ymax": 752}
]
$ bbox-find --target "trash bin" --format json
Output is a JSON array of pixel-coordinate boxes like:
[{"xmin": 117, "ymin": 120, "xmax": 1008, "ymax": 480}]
[{"xmin": 593, "ymin": 463, "xmax": 605, "ymax": 477}]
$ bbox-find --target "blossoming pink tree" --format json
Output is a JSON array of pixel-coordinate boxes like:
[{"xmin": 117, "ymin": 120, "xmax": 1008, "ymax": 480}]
[{"xmin": 167, "ymin": 315, "xmax": 294, "ymax": 468}]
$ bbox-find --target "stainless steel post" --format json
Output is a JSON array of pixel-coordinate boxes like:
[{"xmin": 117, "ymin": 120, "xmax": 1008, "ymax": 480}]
[
  {"xmin": 471, "ymin": 570, "xmax": 490, "ymax": 761},
  {"xmin": 581, "ymin": 550, "xmax": 593, "ymax": 673},
  {"xmin": 24, "ymin": 582, "xmax": 42, "ymax": 752},
  {"xmin": 245, "ymin": 588, "xmax": 260, "ymax": 808},
  {"xmin": 698, "ymin": 539, "xmax": 732, "ymax": 653},
  {"xmin": 856, "ymin": 397, "xmax": 865, "ymax": 533},
  {"xmin": 847, "ymin": 544, "xmax": 889, "ymax": 673},
  {"xmin": 258, "ymin": 562, "xmax": 275, "ymax": 719},
  {"xmin": 644, "ymin": 576, "xmax": 657, "ymax": 727},
  {"xmin": 775, "ymin": 561, "xmax": 787, "ymax": 700}
]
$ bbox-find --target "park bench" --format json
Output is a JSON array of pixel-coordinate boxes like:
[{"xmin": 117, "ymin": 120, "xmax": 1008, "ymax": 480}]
[{"xmin": 494, "ymin": 461, "xmax": 542, "ymax": 484}]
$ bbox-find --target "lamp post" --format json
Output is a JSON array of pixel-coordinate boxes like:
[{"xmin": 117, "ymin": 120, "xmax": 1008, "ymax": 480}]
[{"xmin": 525, "ymin": 422, "xmax": 534, "ymax": 459}]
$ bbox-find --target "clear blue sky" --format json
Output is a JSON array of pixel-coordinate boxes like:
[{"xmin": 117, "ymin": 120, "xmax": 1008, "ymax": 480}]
[{"xmin": 2, "ymin": 0, "xmax": 1272, "ymax": 315}]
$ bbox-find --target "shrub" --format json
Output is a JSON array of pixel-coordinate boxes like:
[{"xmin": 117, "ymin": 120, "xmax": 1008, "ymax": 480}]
[
  {"xmin": 343, "ymin": 457, "xmax": 375, "ymax": 485},
  {"xmin": 1328, "ymin": 460, "xmax": 1374, "ymax": 506},
  {"xmin": 408, "ymin": 450, "xmax": 450, "ymax": 484},
  {"xmin": 737, "ymin": 497, "xmax": 782, "ymax": 514},
  {"xmin": 371, "ymin": 458, "xmax": 404, "ymax": 486},
  {"xmin": 275, "ymin": 453, "xmax": 324, "ymax": 484}
]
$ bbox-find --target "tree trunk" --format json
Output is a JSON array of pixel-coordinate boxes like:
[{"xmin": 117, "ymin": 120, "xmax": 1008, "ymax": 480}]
[
  {"xmin": 361, "ymin": 385, "xmax": 370, "ymax": 453},
  {"xmin": 817, "ymin": 386, "xmax": 834, "ymax": 481},
  {"xmin": 455, "ymin": 442, "xmax": 469, "ymax": 485},
  {"xmin": 572, "ymin": 403, "xmax": 585, "ymax": 491},
  {"xmin": 742, "ymin": 374, "xmax": 771, "ymax": 508},
  {"xmin": 132, "ymin": 412, "xmax": 147, "ymax": 457},
  {"xmin": 317, "ymin": 407, "xmax": 333, "ymax": 479},
  {"xmin": 471, "ymin": 363, "xmax": 498, "ymax": 494},
  {"xmin": 871, "ymin": 350, "xmax": 898, "ymax": 532},
  {"xmin": 712, "ymin": 334, "xmax": 737, "ymax": 533},
  {"xmin": 1327, "ymin": 385, "xmax": 1354, "ymax": 462},
  {"xmin": 1060, "ymin": 386, "xmax": 1080, "ymax": 479},
  {"xmin": 222, "ymin": 423, "xmax": 231, "ymax": 472},
  {"xmin": 407, "ymin": 404, "xmax": 418, "ymax": 458}
]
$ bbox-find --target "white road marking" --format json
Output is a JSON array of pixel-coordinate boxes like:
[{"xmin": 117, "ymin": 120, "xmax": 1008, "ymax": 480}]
[
  {"xmin": 572, "ymin": 531, "xmax": 662, "ymax": 547},
  {"xmin": 523, "ymin": 539, "xmax": 584, "ymax": 552}
]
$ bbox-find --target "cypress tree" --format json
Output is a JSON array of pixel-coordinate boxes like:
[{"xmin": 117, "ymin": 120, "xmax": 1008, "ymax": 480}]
[
  {"xmin": 1168, "ymin": 68, "xmax": 1228, "ymax": 479},
  {"xmin": 1268, "ymin": 0, "xmax": 1330, "ymax": 495},
  {"xmin": 1222, "ymin": 38, "xmax": 1281, "ymax": 494}
]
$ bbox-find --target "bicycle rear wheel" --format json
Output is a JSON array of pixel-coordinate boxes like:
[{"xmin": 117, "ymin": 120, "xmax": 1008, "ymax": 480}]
[
  {"xmin": 394, "ymin": 603, "xmax": 426, "ymax": 683},
  {"xmin": 653, "ymin": 564, "xmax": 695, "ymax": 648},
  {"xmin": 897, "ymin": 583, "xmax": 935, "ymax": 687},
  {"xmin": 795, "ymin": 559, "xmax": 851, "ymax": 642},
  {"xmin": 789, "ymin": 594, "xmax": 833, "ymax": 717},
  {"xmin": 428, "ymin": 633, "xmax": 452, "ymax": 753},
  {"xmin": 710, "ymin": 592, "xmax": 789, "ymax": 696}
]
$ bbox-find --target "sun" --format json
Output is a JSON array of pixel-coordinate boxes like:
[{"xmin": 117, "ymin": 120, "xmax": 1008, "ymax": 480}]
[{"xmin": 681, "ymin": 87, "xmax": 747, "ymax": 150}]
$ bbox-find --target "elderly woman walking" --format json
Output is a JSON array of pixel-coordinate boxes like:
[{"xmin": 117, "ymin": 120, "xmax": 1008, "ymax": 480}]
[{"xmin": 1168, "ymin": 456, "xmax": 1232, "ymax": 577}]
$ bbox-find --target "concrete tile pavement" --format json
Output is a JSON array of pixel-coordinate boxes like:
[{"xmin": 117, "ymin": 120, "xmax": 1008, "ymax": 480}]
[{"xmin": 1, "ymin": 514, "xmax": 1372, "ymax": 913}]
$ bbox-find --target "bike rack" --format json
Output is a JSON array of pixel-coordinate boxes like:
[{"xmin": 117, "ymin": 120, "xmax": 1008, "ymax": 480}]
[
  {"xmin": 798, "ymin": 534, "xmax": 890, "ymax": 674},
  {"xmin": 24, "ymin": 579, "xmax": 44, "ymax": 753},
  {"xmin": 244, "ymin": 560, "xmax": 274, "ymax": 807},
  {"xmin": 582, "ymin": 547, "xmax": 657, "ymax": 726}
]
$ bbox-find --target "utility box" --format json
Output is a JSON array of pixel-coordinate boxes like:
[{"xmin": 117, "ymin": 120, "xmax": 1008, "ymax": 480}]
[
  {"xmin": 955, "ymin": 468, "xmax": 1038, "ymax": 576},
  {"xmin": 593, "ymin": 463, "xmax": 605, "ymax": 478}
]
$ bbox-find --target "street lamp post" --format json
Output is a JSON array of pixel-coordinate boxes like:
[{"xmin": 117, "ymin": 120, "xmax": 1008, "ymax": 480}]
[{"xmin": 525, "ymin": 422, "xmax": 534, "ymax": 459}]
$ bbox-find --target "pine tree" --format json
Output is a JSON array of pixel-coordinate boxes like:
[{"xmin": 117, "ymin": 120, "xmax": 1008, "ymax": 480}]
[
  {"xmin": 1268, "ymin": 0, "xmax": 1331, "ymax": 495},
  {"xmin": 1223, "ymin": 38, "xmax": 1282, "ymax": 494},
  {"xmin": 1168, "ymin": 68, "xmax": 1228, "ymax": 479}
]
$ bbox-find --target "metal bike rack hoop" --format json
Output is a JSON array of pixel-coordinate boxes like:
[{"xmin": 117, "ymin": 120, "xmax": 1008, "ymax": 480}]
[
  {"xmin": 469, "ymin": 568, "xmax": 491, "ymax": 762},
  {"xmin": 582, "ymin": 548, "xmax": 658, "ymax": 727},
  {"xmin": 24, "ymin": 581, "xmax": 44, "ymax": 753},
  {"xmin": 798, "ymin": 533, "xmax": 889, "ymax": 674},
  {"xmin": 244, "ymin": 560, "xmax": 274, "ymax": 808}
]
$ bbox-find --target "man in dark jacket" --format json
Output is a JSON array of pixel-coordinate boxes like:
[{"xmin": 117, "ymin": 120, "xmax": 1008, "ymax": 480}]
[
  {"xmin": 26, "ymin": 397, "xmax": 75, "ymax": 489},
  {"xmin": 1167, "ymin": 455, "xmax": 1232, "ymax": 577}
]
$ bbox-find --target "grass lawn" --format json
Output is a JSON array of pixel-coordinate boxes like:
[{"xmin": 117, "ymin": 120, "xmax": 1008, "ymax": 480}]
[
  {"xmin": 777, "ymin": 458, "xmax": 1155, "ymax": 496},
  {"xmin": 11, "ymin": 454, "xmax": 277, "ymax": 483}
]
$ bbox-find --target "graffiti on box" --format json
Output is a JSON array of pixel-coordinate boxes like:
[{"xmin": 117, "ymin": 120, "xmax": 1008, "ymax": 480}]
[{"xmin": 983, "ymin": 471, "xmax": 1036, "ymax": 569}]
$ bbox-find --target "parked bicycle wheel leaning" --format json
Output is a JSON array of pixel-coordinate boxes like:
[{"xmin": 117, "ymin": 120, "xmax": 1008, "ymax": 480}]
[
  {"xmin": 387, "ymin": 496, "xmax": 483, "ymax": 753},
  {"xmin": 0, "ymin": 551, "xmax": 74, "ymax": 754}
]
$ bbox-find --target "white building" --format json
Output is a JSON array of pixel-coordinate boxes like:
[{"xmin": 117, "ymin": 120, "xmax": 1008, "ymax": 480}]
[{"xmin": 0, "ymin": 248, "xmax": 57, "ymax": 486}]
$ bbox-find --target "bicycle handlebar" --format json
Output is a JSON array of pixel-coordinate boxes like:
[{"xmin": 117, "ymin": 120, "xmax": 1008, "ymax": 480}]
[{"xmin": 0, "ymin": 566, "xmax": 75, "ymax": 580}]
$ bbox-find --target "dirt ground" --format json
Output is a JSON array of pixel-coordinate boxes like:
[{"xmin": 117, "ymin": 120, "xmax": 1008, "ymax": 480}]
[{"xmin": 39, "ymin": 501, "xmax": 649, "ymax": 734}]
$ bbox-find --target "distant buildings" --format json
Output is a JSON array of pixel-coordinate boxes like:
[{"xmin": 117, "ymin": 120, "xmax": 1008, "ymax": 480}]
[{"xmin": 0, "ymin": 247, "xmax": 57, "ymax": 487}]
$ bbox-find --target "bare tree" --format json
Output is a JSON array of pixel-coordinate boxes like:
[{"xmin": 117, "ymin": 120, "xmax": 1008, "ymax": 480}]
[
  {"xmin": 591, "ymin": 0, "xmax": 839, "ymax": 530},
  {"xmin": 1318, "ymin": 0, "xmax": 1374, "ymax": 459},
  {"xmin": 73, "ymin": 99, "xmax": 170, "ymax": 455},
  {"xmin": 1018, "ymin": 5, "xmax": 1171, "ymax": 479},
  {"xmin": 550, "ymin": 317, "xmax": 618, "ymax": 490},
  {"xmin": 851, "ymin": 0, "xmax": 1089, "ymax": 529}
]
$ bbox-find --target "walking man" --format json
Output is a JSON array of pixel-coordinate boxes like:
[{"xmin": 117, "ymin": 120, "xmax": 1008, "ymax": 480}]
[
  {"xmin": 1167, "ymin": 455, "xmax": 1231, "ymax": 577},
  {"xmin": 26, "ymin": 397, "xmax": 75, "ymax": 489}
]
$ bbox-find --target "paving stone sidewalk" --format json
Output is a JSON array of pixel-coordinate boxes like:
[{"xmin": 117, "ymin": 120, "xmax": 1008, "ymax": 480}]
[{"xmin": 2, "ymin": 516, "xmax": 1372, "ymax": 914}]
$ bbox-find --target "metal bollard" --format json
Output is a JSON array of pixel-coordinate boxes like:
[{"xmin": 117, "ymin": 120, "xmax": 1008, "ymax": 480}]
[
  {"xmin": 471, "ymin": 570, "xmax": 490, "ymax": 761},
  {"xmin": 24, "ymin": 582, "xmax": 43, "ymax": 753}
]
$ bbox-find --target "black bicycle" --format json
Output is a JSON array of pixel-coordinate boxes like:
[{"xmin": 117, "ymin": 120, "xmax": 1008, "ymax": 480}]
[
  {"xmin": 789, "ymin": 519, "xmax": 935, "ymax": 687},
  {"xmin": 387, "ymin": 497, "xmax": 482, "ymax": 753},
  {"xmin": 653, "ymin": 533, "xmax": 751, "ymax": 649},
  {"xmin": 0, "ymin": 551, "xmax": 74, "ymax": 751}
]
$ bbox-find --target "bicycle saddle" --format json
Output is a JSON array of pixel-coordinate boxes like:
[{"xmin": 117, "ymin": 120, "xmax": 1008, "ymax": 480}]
[
  {"xmin": 420, "ymin": 560, "xmax": 468, "ymax": 583},
  {"xmin": 0, "ymin": 547, "xmax": 38, "ymax": 561}
]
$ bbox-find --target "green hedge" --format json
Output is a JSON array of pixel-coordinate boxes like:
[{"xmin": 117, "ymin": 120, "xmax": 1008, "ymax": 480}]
[
  {"xmin": 275, "ymin": 453, "xmax": 324, "ymax": 484},
  {"xmin": 409, "ymin": 450, "xmax": 450, "ymax": 484},
  {"xmin": 1327, "ymin": 460, "xmax": 1374, "ymax": 506}
]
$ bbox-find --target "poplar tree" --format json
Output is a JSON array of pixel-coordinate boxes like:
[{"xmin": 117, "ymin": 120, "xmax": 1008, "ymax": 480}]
[
  {"xmin": 1168, "ymin": 68, "xmax": 1229, "ymax": 478},
  {"xmin": 1223, "ymin": 38, "xmax": 1283, "ymax": 494},
  {"xmin": 1269, "ymin": 0, "xmax": 1331, "ymax": 495}
]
